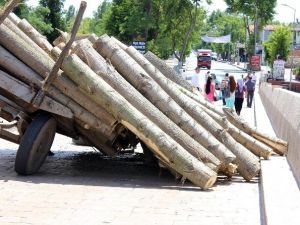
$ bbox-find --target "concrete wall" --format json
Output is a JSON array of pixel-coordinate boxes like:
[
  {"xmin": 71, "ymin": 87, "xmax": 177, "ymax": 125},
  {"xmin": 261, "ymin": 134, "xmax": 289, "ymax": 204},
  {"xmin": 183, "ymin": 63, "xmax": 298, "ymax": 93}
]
[{"xmin": 259, "ymin": 83, "xmax": 300, "ymax": 183}]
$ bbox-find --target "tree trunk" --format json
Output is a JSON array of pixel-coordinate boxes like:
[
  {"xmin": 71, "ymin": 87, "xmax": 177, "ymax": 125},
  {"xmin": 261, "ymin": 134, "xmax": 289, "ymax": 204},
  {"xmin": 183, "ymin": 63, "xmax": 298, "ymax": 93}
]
[
  {"xmin": 7, "ymin": 12, "xmax": 20, "ymax": 25},
  {"xmin": 0, "ymin": 45, "xmax": 116, "ymax": 143},
  {"xmin": 144, "ymin": 51, "xmax": 193, "ymax": 92},
  {"xmin": 62, "ymin": 53, "xmax": 217, "ymax": 190},
  {"xmin": 0, "ymin": 22, "xmax": 117, "ymax": 128},
  {"xmin": 17, "ymin": 18, "xmax": 53, "ymax": 55},
  {"xmin": 125, "ymin": 46, "xmax": 260, "ymax": 181},
  {"xmin": 94, "ymin": 35, "xmax": 236, "ymax": 167},
  {"xmin": 201, "ymin": 104, "xmax": 273, "ymax": 159},
  {"xmin": 223, "ymin": 108, "xmax": 288, "ymax": 155},
  {"xmin": 74, "ymin": 39, "xmax": 221, "ymax": 171}
]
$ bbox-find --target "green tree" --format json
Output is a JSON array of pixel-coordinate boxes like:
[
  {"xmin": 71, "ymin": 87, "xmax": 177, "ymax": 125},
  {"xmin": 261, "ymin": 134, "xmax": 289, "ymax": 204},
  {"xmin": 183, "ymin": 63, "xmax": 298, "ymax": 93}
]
[
  {"xmin": 90, "ymin": 0, "xmax": 112, "ymax": 36},
  {"xmin": 225, "ymin": 0, "xmax": 277, "ymax": 57},
  {"xmin": 263, "ymin": 26, "xmax": 291, "ymax": 66},
  {"xmin": 203, "ymin": 10, "xmax": 245, "ymax": 59},
  {"xmin": 27, "ymin": 6, "xmax": 53, "ymax": 36},
  {"xmin": 39, "ymin": 0, "xmax": 66, "ymax": 42}
]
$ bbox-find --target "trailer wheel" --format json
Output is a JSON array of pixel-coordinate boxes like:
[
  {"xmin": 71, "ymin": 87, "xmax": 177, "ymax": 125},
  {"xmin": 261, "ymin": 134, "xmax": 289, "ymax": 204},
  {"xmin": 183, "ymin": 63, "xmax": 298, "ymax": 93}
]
[{"xmin": 15, "ymin": 113, "xmax": 57, "ymax": 175}]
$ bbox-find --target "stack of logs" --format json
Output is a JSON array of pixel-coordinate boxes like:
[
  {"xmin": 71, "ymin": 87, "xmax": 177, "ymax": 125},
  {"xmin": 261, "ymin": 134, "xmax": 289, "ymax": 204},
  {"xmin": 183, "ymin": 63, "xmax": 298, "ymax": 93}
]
[{"xmin": 0, "ymin": 1, "xmax": 288, "ymax": 190}]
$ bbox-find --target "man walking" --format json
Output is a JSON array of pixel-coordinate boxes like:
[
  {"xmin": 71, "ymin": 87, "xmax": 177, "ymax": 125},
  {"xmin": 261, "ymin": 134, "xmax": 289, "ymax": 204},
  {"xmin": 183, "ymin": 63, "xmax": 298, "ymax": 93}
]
[
  {"xmin": 220, "ymin": 73, "xmax": 229, "ymax": 105},
  {"xmin": 245, "ymin": 75, "xmax": 255, "ymax": 107}
]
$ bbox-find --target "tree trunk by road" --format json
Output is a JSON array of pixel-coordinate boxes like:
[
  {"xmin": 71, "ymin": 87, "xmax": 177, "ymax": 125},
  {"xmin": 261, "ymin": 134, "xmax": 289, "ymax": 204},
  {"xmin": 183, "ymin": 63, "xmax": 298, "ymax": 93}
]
[
  {"xmin": 144, "ymin": 51, "xmax": 193, "ymax": 92},
  {"xmin": 125, "ymin": 46, "xmax": 260, "ymax": 181},
  {"xmin": 94, "ymin": 35, "xmax": 236, "ymax": 167},
  {"xmin": 0, "ymin": 22, "xmax": 117, "ymax": 129},
  {"xmin": 223, "ymin": 108, "xmax": 288, "ymax": 155},
  {"xmin": 74, "ymin": 39, "xmax": 221, "ymax": 171},
  {"xmin": 62, "ymin": 53, "xmax": 218, "ymax": 190}
]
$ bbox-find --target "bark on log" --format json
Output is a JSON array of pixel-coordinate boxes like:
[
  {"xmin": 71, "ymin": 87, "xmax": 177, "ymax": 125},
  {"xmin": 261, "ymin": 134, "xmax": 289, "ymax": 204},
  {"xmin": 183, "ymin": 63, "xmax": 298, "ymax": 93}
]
[
  {"xmin": 8, "ymin": 12, "xmax": 20, "ymax": 24},
  {"xmin": 0, "ymin": 22, "xmax": 117, "ymax": 129},
  {"xmin": 144, "ymin": 51, "xmax": 194, "ymax": 92},
  {"xmin": 125, "ymin": 46, "xmax": 261, "ymax": 181},
  {"xmin": 223, "ymin": 108, "xmax": 288, "ymax": 155},
  {"xmin": 74, "ymin": 39, "xmax": 221, "ymax": 171},
  {"xmin": 17, "ymin": 18, "xmax": 53, "ymax": 54},
  {"xmin": 43, "ymin": 1, "xmax": 86, "ymax": 91},
  {"xmin": 94, "ymin": 35, "xmax": 236, "ymax": 167},
  {"xmin": 62, "ymin": 53, "xmax": 217, "ymax": 190},
  {"xmin": 200, "ymin": 104, "xmax": 273, "ymax": 159},
  {"xmin": 0, "ymin": 45, "xmax": 116, "ymax": 141}
]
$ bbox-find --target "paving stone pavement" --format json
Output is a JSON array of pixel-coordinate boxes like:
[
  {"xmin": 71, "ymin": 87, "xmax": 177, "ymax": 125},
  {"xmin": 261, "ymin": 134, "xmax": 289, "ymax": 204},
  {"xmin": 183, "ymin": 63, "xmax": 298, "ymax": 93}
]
[{"xmin": 0, "ymin": 132, "xmax": 262, "ymax": 225}]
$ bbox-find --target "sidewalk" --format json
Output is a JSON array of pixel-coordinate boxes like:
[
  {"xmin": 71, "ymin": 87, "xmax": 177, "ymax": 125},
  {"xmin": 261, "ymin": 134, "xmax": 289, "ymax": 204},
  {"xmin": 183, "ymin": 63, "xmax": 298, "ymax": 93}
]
[{"xmin": 245, "ymin": 73, "xmax": 300, "ymax": 225}]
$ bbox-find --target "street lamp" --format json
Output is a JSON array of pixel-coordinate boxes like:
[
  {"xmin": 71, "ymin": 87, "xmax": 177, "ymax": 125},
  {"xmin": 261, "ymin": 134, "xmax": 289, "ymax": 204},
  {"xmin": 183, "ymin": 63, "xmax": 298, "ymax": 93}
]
[{"xmin": 282, "ymin": 3, "xmax": 296, "ymax": 90}]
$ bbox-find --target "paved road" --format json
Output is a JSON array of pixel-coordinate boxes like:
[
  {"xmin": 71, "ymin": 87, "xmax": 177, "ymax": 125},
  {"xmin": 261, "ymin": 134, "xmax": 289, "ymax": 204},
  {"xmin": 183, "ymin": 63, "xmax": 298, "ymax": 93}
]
[
  {"xmin": 0, "ymin": 57, "xmax": 263, "ymax": 225},
  {"xmin": 0, "ymin": 135, "xmax": 261, "ymax": 225}
]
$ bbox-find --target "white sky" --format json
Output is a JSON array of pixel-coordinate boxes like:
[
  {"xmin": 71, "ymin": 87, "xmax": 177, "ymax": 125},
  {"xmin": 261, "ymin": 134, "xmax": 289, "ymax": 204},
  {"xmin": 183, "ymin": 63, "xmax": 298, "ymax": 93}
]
[{"xmin": 27, "ymin": 0, "xmax": 300, "ymax": 23}]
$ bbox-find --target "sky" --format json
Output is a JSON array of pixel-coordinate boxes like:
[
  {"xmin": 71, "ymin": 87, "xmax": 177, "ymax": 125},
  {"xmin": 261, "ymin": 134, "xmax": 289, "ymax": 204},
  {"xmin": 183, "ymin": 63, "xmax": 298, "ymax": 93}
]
[{"xmin": 27, "ymin": 0, "xmax": 300, "ymax": 24}]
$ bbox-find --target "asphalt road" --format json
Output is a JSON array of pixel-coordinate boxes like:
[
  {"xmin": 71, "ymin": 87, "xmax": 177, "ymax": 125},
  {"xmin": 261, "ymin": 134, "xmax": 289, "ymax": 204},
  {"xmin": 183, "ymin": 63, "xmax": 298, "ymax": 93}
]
[{"xmin": 182, "ymin": 53, "xmax": 246, "ymax": 89}]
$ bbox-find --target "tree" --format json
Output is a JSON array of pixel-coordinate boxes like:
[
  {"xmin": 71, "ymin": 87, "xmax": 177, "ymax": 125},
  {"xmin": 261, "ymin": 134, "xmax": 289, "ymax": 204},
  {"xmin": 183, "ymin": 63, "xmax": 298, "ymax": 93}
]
[
  {"xmin": 263, "ymin": 26, "xmax": 291, "ymax": 66},
  {"xmin": 225, "ymin": 0, "xmax": 277, "ymax": 57},
  {"xmin": 27, "ymin": 6, "xmax": 53, "ymax": 36},
  {"xmin": 90, "ymin": 0, "xmax": 112, "ymax": 36},
  {"xmin": 39, "ymin": 0, "xmax": 66, "ymax": 42},
  {"xmin": 203, "ymin": 10, "xmax": 245, "ymax": 60}
]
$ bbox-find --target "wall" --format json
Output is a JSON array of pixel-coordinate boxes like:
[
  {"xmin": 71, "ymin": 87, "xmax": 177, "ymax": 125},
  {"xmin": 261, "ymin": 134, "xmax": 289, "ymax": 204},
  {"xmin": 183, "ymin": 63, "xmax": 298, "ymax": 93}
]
[{"xmin": 259, "ymin": 83, "xmax": 300, "ymax": 183}]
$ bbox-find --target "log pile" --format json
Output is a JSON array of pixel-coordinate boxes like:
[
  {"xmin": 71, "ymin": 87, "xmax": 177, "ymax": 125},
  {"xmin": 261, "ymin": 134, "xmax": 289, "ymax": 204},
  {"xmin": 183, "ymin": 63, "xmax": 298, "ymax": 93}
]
[{"xmin": 0, "ymin": 1, "xmax": 288, "ymax": 190}]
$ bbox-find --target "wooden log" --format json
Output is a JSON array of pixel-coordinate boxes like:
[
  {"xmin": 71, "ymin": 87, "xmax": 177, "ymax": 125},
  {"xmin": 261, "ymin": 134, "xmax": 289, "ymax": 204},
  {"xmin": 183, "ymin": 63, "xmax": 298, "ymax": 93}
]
[
  {"xmin": 0, "ymin": 0, "xmax": 20, "ymax": 25},
  {"xmin": 17, "ymin": 18, "xmax": 53, "ymax": 54},
  {"xmin": 94, "ymin": 35, "xmax": 236, "ymax": 166},
  {"xmin": 8, "ymin": 12, "xmax": 20, "ymax": 24},
  {"xmin": 179, "ymin": 85, "xmax": 287, "ymax": 156},
  {"xmin": 223, "ymin": 108, "xmax": 288, "ymax": 155},
  {"xmin": 74, "ymin": 39, "xmax": 221, "ymax": 171},
  {"xmin": 200, "ymin": 104, "xmax": 273, "ymax": 159},
  {"xmin": 144, "ymin": 51, "xmax": 194, "ymax": 92},
  {"xmin": 0, "ymin": 22, "xmax": 117, "ymax": 128},
  {"xmin": 0, "ymin": 45, "xmax": 116, "ymax": 142},
  {"xmin": 62, "ymin": 53, "xmax": 217, "ymax": 190},
  {"xmin": 42, "ymin": 1, "xmax": 86, "ymax": 91},
  {"xmin": 125, "ymin": 46, "xmax": 261, "ymax": 181}
]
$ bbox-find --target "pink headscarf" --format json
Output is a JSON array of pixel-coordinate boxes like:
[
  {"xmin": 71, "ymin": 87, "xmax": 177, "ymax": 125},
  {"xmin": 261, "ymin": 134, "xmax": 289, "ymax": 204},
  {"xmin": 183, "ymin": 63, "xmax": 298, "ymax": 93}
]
[{"xmin": 237, "ymin": 79, "xmax": 244, "ymax": 92}]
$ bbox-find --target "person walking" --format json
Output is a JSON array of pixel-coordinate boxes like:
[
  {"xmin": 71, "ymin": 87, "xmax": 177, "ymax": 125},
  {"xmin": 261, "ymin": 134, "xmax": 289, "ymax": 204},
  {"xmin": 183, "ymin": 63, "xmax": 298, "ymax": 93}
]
[
  {"xmin": 245, "ymin": 75, "xmax": 255, "ymax": 107},
  {"xmin": 234, "ymin": 78, "xmax": 246, "ymax": 115},
  {"xmin": 220, "ymin": 73, "xmax": 229, "ymax": 105},
  {"xmin": 191, "ymin": 67, "xmax": 202, "ymax": 92},
  {"xmin": 224, "ymin": 75, "xmax": 236, "ymax": 109},
  {"xmin": 204, "ymin": 76, "xmax": 216, "ymax": 103}
]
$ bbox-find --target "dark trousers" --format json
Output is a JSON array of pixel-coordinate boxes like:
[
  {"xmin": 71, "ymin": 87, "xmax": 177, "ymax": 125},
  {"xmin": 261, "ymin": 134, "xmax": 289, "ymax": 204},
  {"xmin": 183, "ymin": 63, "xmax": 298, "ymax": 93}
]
[
  {"xmin": 247, "ymin": 90, "xmax": 254, "ymax": 107},
  {"xmin": 234, "ymin": 98, "xmax": 244, "ymax": 115},
  {"xmin": 221, "ymin": 90, "xmax": 226, "ymax": 105}
]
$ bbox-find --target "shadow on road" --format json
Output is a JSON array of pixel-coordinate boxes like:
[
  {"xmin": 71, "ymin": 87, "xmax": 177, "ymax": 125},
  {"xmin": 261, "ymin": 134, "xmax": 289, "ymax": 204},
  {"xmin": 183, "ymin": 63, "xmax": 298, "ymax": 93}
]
[{"xmin": 0, "ymin": 149, "xmax": 258, "ymax": 191}]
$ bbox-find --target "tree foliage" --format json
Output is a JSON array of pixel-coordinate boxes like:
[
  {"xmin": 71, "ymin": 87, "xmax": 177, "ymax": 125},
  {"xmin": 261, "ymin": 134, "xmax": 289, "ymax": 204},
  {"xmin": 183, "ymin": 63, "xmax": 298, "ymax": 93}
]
[
  {"xmin": 263, "ymin": 26, "xmax": 291, "ymax": 65},
  {"xmin": 39, "ymin": 0, "xmax": 66, "ymax": 42}
]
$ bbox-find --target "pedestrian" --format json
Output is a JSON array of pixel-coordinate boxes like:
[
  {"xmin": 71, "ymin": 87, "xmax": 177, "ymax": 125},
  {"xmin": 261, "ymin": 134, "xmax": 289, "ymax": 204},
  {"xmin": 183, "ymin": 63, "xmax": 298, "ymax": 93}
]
[
  {"xmin": 224, "ymin": 75, "xmax": 236, "ymax": 109},
  {"xmin": 220, "ymin": 73, "xmax": 229, "ymax": 105},
  {"xmin": 252, "ymin": 72, "xmax": 257, "ymax": 84},
  {"xmin": 205, "ymin": 71, "xmax": 211, "ymax": 81},
  {"xmin": 204, "ymin": 76, "xmax": 216, "ymax": 103},
  {"xmin": 234, "ymin": 78, "xmax": 246, "ymax": 115},
  {"xmin": 191, "ymin": 67, "xmax": 201, "ymax": 92},
  {"xmin": 245, "ymin": 75, "xmax": 255, "ymax": 107}
]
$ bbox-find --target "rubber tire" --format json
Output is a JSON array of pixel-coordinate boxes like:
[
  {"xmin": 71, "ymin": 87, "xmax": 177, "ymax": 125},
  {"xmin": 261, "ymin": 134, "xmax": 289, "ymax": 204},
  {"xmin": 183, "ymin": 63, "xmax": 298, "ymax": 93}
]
[{"xmin": 15, "ymin": 113, "xmax": 57, "ymax": 175}]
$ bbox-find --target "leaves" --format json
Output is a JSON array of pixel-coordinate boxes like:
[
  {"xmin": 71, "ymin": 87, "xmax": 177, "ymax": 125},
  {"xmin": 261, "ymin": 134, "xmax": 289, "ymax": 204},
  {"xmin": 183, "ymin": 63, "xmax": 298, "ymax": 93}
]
[{"xmin": 263, "ymin": 26, "xmax": 291, "ymax": 65}]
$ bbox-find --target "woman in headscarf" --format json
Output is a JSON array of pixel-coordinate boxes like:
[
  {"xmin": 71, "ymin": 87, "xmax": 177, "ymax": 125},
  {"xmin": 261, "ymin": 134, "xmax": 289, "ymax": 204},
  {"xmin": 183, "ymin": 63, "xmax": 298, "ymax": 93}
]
[
  {"xmin": 225, "ymin": 75, "xmax": 236, "ymax": 109},
  {"xmin": 234, "ymin": 78, "xmax": 246, "ymax": 115},
  {"xmin": 204, "ymin": 76, "xmax": 216, "ymax": 102}
]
